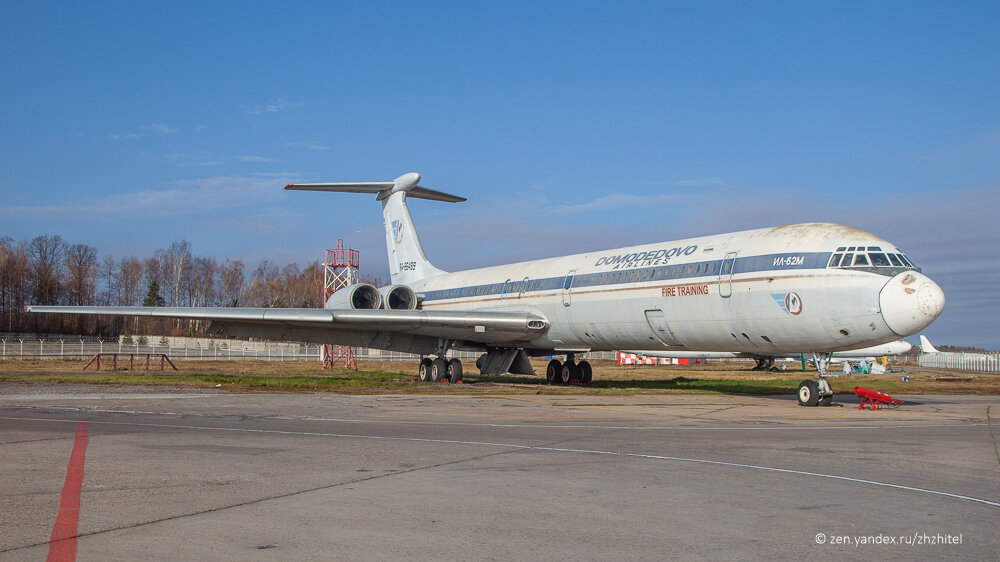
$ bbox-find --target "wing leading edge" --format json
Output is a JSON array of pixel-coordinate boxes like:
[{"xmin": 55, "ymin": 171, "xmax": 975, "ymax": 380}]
[{"xmin": 25, "ymin": 306, "xmax": 548, "ymax": 354}]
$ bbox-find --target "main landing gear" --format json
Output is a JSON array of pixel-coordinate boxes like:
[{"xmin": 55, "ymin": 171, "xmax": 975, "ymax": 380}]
[
  {"xmin": 797, "ymin": 352, "xmax": 835, "ymax": 407},
  {"xmin": 418, "ymin": 357, "xmax": 463, "ymax": 383},
  {"xmin": 545, "ymin": 355, "xmax": 593, "ymax": 386},
  {"xmin": 752, "ymin": 357, "xmax": 777, "ymax": 371}
]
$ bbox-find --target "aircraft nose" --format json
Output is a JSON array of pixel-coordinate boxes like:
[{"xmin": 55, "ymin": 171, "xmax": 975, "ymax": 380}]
[{"xmin": 879, "ymin": 271, "xmax": 945, "ymax": 336}]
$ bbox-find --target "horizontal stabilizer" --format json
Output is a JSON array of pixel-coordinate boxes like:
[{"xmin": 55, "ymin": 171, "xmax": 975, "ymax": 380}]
[{"xmin": 285, "ymin": 172, "xmax": 465, "ymax": 203}]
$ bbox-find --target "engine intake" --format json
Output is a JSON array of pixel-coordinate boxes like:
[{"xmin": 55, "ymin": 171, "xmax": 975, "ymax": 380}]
[
  {"xmin": 325, "ymin": 283, "xmax": 383, "ymax": 310},
  {"xmin": 380, "ymin": 284, "xmax": 418, "ymax": 310}
]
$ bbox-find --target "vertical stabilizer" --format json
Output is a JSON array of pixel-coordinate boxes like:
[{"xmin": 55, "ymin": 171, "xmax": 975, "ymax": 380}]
[
  {"xmin": 381, "ymin": 185, "xmax": 445, "ymax": 284},
  {"xmin": 284, "ymin": 172, "xmax": 464, "ymax": 286},
  {"xmin": 919, "ymin": 335, "xmax": 939, "ymax": 353}
]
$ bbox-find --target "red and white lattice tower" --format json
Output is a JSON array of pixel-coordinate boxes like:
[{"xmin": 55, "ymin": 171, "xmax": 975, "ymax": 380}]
[{"xmin": 322, "ymin": 239, "xmax": 360, "ymax": 370}]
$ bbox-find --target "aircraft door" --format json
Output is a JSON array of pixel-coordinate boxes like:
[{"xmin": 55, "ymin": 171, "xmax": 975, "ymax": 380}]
[
  {"xmin": 719, "ymin": 252, "xmax": 737, "ymax": 298},
  {"xmin": 562, "ymin": 270, "xmax": 576, "ymax": 307},
  {"xmin": 645, "ymin": 309, "xmax": 682, "ymax": 347}
]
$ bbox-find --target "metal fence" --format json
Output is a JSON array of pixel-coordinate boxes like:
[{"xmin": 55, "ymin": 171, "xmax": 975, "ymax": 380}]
[
  {"xmin": 918, "ymin": 352, "xmax": 1000, "ymax": 373},
  {"xmin": 0, "ymin": 334, "xmax": 619, "ymax": 363}
]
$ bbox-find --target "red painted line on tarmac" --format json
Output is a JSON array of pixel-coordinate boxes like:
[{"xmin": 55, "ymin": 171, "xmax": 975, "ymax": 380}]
[{"xmin": 46, "ymin": 422, "xmax": 89, "ymax": 562}]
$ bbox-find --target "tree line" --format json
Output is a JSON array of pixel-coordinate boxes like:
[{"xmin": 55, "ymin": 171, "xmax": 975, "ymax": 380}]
[{"xmin": 0, "ymin": 235, "xmax": 381, "ymax": 338}]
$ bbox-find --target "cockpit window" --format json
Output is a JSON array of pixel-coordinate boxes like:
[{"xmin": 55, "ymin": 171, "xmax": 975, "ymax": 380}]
[
  {"xmin": 869, "ymin": 252, "xmax": 890, "ymax": 267},
  {"xmin": 827, "ymin": 246, "xmax": 917, "ymax": 270}
]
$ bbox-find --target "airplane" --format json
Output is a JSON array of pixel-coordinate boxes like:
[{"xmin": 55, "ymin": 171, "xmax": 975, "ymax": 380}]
[
  {"xmin": 919, "ymin": 335, "xmax": 940, "ymax": 353},
  {"xmin": 27, "ymin": 172, "xmax": 945, "ymax": 406},
  {"xmin": 623, "ymin": 340, "xmax": 913, "ymax": 371}
]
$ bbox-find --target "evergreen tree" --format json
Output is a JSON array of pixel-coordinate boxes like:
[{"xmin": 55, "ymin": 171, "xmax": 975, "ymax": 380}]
[{"xmin": 142, "ymin": 280, "xmax": 165, "ymax": 307}]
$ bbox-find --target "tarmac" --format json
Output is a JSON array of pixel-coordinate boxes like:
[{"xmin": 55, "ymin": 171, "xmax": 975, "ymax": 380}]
[{"xmin": 1, "ymin": 384, "xmax": 998, "ymax": 561}]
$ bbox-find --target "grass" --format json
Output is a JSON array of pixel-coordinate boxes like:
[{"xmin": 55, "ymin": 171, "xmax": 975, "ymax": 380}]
[{"xmin": 0, "ymin": 358, "xmax": 997, "ymax": 397}]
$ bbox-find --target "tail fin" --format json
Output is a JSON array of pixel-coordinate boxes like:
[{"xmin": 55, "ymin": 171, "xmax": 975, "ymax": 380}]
[
  {"xmin": 285, "ymin": 173, "xmax": 465, "ymax": 285},
  {"xmin": 919, "ymin": 335, "xmax": 939, "ymax": 353}
]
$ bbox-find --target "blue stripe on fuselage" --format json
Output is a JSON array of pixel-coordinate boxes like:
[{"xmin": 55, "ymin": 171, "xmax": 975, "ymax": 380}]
[{"xmin": 421, "ymin": 251, "xmax": 831, "ymax": 303}]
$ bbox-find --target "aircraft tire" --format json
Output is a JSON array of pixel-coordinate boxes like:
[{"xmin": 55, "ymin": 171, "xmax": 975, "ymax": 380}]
[
  {"xmin": 476, "ymin": 353, "xmax": 488, "ymax": 374},
  {"xmin": 546, "ymin": 359, "xmax": 562, "ymax": 385},
  {"xmin": 430, "ymin": 358, "xmax": 447, "ymax": 383},
  {"xmin": 561, "ymin": 361, "xmax": 579, "ymax": 385},
  {"xmin": 447, "ymin": 358, "xmax": 463, "ymax": 383},
  {"xmin": 817, "ymin": 395, "xmax": 833, "ymax": 407},
  {"xmin": 797, "ymin": 380, "xmax": 819, "ymax": 407},
  {"xmin": 418, "ymin": 358, "xmax": 433, "ymax": 382},
  {"xmin": 578, "ymin": 360, "xmax": 593, "ymax": 384}
]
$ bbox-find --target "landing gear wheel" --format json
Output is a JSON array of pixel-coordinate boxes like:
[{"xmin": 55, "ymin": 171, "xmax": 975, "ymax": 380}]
[
  {"xmin": 447, "ymin": 358, "xmax": 463, "ymax": 383},
  {"xmin": 476, "ymin": 353, "xmax": 488, "ymax": 375},
  {"xmin": 561, "ymin": 361, "xmax": 580, "ymax": 385},
  {"xmin": 817, "ymin": 395, "xmax": 833, "ymax": 407},
  {"xmin": 797, "ymin": 379, "xmax": 819, "ymax": 407},
  {"xmin": 546, "ymin": 359, "xmax": 563, "ymax": 385},
  {"xmin": 578, "ymin": 360, "xmax": 593, "ymax": 384},
  {"xmin": 430, "ymin": 358, "xmax": 447, "ymax": 383},
  {"xmin": 418, "ymin": 358, "xmax": 433, "ymax": 382}
]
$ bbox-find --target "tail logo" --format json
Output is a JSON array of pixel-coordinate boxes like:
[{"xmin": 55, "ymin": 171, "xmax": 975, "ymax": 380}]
[{"xmin": 391, "ymin": 220, "xmax": 404, "ymax": 245}]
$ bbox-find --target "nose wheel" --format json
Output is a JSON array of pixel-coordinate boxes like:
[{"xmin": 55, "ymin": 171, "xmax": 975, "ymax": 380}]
[{"xmin": 797, "ymin": 353, "xmax": 835, "ymax": 406}]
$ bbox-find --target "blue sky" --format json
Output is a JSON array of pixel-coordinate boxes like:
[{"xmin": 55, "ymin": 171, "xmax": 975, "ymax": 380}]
[{"xmin": 2, "ymin": 1, "xmax": 998, "ymax": 347}]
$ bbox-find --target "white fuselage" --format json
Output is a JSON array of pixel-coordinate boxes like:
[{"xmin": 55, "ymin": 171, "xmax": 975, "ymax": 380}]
[{"xmin": 400, "ymin": 223, "xmax": 943, "ymax": 355}]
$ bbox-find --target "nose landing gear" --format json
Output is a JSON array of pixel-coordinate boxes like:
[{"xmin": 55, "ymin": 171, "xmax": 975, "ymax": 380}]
[{"xmin": 797, "ymin": 352, "xmax": 835, "ymax": 406}]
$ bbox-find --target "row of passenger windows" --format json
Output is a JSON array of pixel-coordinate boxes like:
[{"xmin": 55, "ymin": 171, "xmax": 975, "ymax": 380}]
[
  {"xmin": 827, "ymin": 246, "xmax": 915, "ymax": 269},
  {"xmin": 436, "ymin": 261, "xmax": 724, "ymax": 300}
]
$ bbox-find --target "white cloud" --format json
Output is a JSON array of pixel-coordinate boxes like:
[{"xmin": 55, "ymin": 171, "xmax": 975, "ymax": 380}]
[
  {"xmin": 0, "ymin": 174, "xmax": 295, "ymax": 219},
  {"xmin": 240, "ymin": 99, "xmax": 306, "ymax": 115},
  {"xmin": 667, "ymin": 177, "xmax": 728, "ymax": 187},
  {"xmin": 285, "ymin": 140, "xmax": 331, "ymax": 151},
  {"xmin": 542, "ymin": 193, "xmax": 686, "ymax": 216},
  {"xmin": 238, "ymin": 155, "xmax": 279, "ymax": 163},
  {"xmin": 143, "ymin": 123, "xmax": 179, "ymax": 135},
  {"xmin": 106, "ymin": 122, "xmax": 180, "ymax": 140}
]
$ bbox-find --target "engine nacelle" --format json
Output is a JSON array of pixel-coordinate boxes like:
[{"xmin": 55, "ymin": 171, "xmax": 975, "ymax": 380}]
[
  {"xmin": 380, "ymin": 284, "xmax": 418, "ymax": 310},
  {"xmin": 325, "ymin": 283, "xmax": 383, "ymax": 310}
]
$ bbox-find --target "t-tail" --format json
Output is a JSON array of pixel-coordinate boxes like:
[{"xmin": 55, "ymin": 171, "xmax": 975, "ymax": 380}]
[{"xmin": 285, "ymin": 173, "xmax": 465, "ymax": 285}]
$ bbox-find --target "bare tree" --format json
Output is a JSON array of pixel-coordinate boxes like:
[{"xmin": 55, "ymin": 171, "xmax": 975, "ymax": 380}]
[
  {"xmin": 29, "ymin": 234, "xmax": 65, "ymax": 306},
  {"xmin": 218, "ymin": 258, "xmax": 244, "ymax": 307},
  {"xmin": 0, "ymin": 238, "xmax": 31, "ymax": 332},
  {"xmin": 157, "ymin": 240, "xmax": 192, "ymax": 307},
  {"xmin": 64, "ymin": 243, "xmax": 98, "ymax": 306}
]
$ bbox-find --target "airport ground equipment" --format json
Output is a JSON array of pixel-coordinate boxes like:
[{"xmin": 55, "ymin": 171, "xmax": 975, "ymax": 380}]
[{"xmin": 853, "ymin": 386, "xmax": 904, "ymax": 410}]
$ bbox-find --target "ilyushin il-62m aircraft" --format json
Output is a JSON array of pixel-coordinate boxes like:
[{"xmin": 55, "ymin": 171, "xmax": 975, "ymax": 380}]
[{"xmin": 28, "ymin": 172, "xmax": 945, "ymax": 406}]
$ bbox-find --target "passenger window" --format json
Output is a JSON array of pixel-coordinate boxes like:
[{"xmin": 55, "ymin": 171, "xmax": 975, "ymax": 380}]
[
  {"xmin": 869, "ymin": 253, "xmax": 890, "ymax": 267},
  {"xmin": 853, "ymin": 254, "xmax": 870, "ymax": 266},
  {"xmin": 687, "ymin": 265, "xmax": 693, "ymax": 276}
]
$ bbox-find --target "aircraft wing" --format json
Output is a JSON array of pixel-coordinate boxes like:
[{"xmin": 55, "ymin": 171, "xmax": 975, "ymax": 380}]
[{"xmin": 25, "ymin": 306, "xmax": 547, "ymax": 354}]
